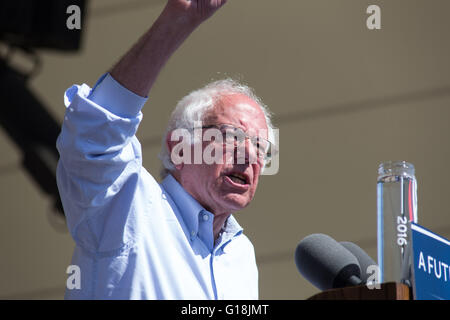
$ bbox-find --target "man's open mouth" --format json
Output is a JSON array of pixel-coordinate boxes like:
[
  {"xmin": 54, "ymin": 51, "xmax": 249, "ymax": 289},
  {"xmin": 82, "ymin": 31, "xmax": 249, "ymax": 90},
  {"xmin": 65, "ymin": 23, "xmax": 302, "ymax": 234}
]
[{"xmin": 226, "ymin": 172, "xmax": 249, "ymax": 185}]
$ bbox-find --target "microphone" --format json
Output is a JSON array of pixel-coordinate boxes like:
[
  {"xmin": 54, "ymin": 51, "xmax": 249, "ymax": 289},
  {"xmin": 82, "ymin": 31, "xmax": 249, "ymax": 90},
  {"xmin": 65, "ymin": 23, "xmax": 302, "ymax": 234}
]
[
  {"xmin": 340, "ymin": 241, "xmax": 377, "ymax": 284},
  {"xmin": 294, "ymin": 233, "xmax": 363, "ymax": 291}
]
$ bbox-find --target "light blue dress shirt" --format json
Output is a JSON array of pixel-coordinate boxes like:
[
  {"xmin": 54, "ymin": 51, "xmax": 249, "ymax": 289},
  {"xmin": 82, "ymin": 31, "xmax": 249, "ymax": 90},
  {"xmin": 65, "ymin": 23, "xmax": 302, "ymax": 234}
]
[{"xmin": 56, "ymin": 74, "xmax": 259, "ymax": 299}]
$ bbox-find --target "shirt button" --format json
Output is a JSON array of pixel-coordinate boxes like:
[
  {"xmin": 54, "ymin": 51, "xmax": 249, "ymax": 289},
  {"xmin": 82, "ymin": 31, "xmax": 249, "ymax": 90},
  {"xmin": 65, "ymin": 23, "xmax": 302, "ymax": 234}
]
[{"xmin": 202, "ymin": 214, "xmax": 209, "ymax": 222}]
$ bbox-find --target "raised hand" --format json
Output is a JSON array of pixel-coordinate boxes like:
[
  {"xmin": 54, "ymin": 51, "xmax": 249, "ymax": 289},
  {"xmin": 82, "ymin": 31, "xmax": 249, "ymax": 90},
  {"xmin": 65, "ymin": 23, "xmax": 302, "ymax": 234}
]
[
  {"xmin": 111, "ymin": 0, "xmax": 229, "ymax": 97},
  {"xmin": 165, "ymin": 0, "xmax": 228, "ymax": 25}
]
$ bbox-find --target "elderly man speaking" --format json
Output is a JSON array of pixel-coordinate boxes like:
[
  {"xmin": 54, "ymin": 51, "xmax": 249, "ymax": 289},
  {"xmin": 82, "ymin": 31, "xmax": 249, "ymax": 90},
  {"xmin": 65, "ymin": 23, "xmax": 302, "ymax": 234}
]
[{"xmin": 57, "ymin": 0, "xmax": 276, "ymax": 299}]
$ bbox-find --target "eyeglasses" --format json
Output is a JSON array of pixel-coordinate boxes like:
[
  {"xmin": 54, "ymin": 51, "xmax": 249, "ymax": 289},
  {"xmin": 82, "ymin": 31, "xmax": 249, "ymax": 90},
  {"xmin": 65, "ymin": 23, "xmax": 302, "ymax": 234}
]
[{"xmin": 198, "ymin": 124, "xmax": 277, "ymax": 164}]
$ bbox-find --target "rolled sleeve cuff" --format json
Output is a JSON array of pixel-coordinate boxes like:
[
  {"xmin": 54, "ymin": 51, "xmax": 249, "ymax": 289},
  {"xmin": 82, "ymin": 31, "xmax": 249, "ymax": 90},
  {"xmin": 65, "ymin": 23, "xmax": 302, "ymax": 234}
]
[{"xmin": 88, "ymin": 73, "xmax": 148, "ymax": 118}]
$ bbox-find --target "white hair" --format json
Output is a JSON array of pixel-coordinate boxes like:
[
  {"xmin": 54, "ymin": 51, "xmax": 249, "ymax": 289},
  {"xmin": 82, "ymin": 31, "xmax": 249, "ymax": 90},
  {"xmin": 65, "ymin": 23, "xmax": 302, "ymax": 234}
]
[{"xmin": 158, "ymin": 78, "xmax": 275, "ymax": 178}]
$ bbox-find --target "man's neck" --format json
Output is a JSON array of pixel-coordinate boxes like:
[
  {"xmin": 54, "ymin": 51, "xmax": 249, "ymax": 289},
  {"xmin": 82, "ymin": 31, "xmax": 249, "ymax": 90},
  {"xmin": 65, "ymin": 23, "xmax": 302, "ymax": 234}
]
[{"xmin": 213, "ymin": 213, "xmax": 231, "ymax": 241}]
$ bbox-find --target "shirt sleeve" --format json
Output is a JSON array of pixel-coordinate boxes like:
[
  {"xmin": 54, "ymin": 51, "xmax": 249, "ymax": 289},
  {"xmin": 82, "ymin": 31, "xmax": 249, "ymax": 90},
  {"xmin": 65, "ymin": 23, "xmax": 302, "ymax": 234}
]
[{"xmin": 56, "ymin": 73, "xmax": 148, "ymax": 254}]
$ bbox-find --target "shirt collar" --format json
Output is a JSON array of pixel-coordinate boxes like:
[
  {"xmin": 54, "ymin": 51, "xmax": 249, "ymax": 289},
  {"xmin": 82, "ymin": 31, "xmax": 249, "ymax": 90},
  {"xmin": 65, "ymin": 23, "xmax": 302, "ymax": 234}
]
[
  {"xmin": 222, "ymin": 215, "xmax": 243, "ymax": 237},
  {"xmin": 161, "ymin": 174, "xmax": 243, "ymax": 240},
  {"xmin": 161, "ymin": 174, "xmax": 204, "ymax": 238}
]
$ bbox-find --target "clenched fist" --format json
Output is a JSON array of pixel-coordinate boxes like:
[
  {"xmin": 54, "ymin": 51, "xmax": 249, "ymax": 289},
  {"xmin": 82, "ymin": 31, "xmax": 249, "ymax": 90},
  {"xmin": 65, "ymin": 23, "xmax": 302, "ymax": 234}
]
[
  {"xmin": 111, "ymin": 0, "xmax": 230, "ymax": 97},
  {"xmin": 165, "ymin": 0, "xmax": 228, "ymax": 25}
]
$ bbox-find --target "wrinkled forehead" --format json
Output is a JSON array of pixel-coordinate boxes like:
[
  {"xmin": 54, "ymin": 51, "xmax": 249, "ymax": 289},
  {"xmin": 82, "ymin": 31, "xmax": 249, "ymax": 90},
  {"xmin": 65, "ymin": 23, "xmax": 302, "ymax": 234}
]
[{"xmin": 203, "ymin": 93, "xmax": 268, "ymax": 135}]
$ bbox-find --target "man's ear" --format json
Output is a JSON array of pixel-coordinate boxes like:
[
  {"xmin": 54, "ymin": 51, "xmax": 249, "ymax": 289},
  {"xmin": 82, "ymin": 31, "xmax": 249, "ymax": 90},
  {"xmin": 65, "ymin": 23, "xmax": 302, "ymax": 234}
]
[{"xmin": 166, "ymin": 130, "xmax": 185, "ymax": 171}]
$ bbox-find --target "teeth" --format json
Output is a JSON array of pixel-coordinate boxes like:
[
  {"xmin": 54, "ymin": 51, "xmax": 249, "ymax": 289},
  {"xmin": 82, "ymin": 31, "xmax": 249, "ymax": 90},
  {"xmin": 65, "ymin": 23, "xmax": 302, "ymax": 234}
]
[
  {"xmin": 230, "ymin": 177, "xmax": 244, "ymax": 184},
  {"xmin": 229, "ymin": 173, "xmax": 247, "ymax": 184},
  {"xmin": 234, "ymin": 173, "xmax": 246, "ymax": 180}
]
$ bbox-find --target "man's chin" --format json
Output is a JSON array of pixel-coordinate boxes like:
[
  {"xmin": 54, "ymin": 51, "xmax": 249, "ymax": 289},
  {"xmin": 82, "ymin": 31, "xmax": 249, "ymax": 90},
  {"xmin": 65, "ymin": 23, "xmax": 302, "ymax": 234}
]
[{"xmin": 218, "ymin": 193, "xmax": 252, "ymax": 212}]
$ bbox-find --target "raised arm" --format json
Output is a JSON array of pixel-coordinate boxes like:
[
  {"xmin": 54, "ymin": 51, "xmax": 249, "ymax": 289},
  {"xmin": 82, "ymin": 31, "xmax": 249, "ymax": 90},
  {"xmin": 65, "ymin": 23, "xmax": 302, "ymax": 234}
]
[
  {"xmin": 110, "ymin": 0, "xmax": 228, "ymax": 98},
  {"xmin": 57, "ymin": 0, "xmax": 228, "ymax": 253}
]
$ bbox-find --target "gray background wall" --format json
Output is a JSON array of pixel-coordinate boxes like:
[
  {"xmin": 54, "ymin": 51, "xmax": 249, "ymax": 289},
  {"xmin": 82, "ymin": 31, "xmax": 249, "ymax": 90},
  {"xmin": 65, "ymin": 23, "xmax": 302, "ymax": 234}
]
[{"xmin": 0, "ymin": 0, "xmax": 449, "ymax": 299}]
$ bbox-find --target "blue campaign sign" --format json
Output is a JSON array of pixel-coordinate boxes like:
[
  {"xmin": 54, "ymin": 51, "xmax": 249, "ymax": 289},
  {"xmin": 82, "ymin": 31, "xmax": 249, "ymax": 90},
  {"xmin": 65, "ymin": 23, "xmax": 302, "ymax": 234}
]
[{"xmin": 411, "ymin": 223, "xmax": 450, "ymax": 300}]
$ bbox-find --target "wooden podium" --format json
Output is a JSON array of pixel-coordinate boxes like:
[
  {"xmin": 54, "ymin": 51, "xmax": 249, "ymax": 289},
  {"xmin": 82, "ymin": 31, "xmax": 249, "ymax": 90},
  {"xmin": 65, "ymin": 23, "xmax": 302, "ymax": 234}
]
[{"xmin": 308, "ymin": 282, "xmax": 412, "ymax": 300}]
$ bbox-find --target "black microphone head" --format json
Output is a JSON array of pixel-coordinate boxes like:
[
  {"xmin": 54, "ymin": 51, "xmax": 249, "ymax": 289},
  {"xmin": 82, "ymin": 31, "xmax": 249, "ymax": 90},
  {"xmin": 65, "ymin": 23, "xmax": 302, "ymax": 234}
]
[
  {"xmin": 295, "ymin": 234, "xmax": 362, "ymax": 291},
  {"xmin": 340, "ymin": 241, "xmax": 377, "ymax": 284}
]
